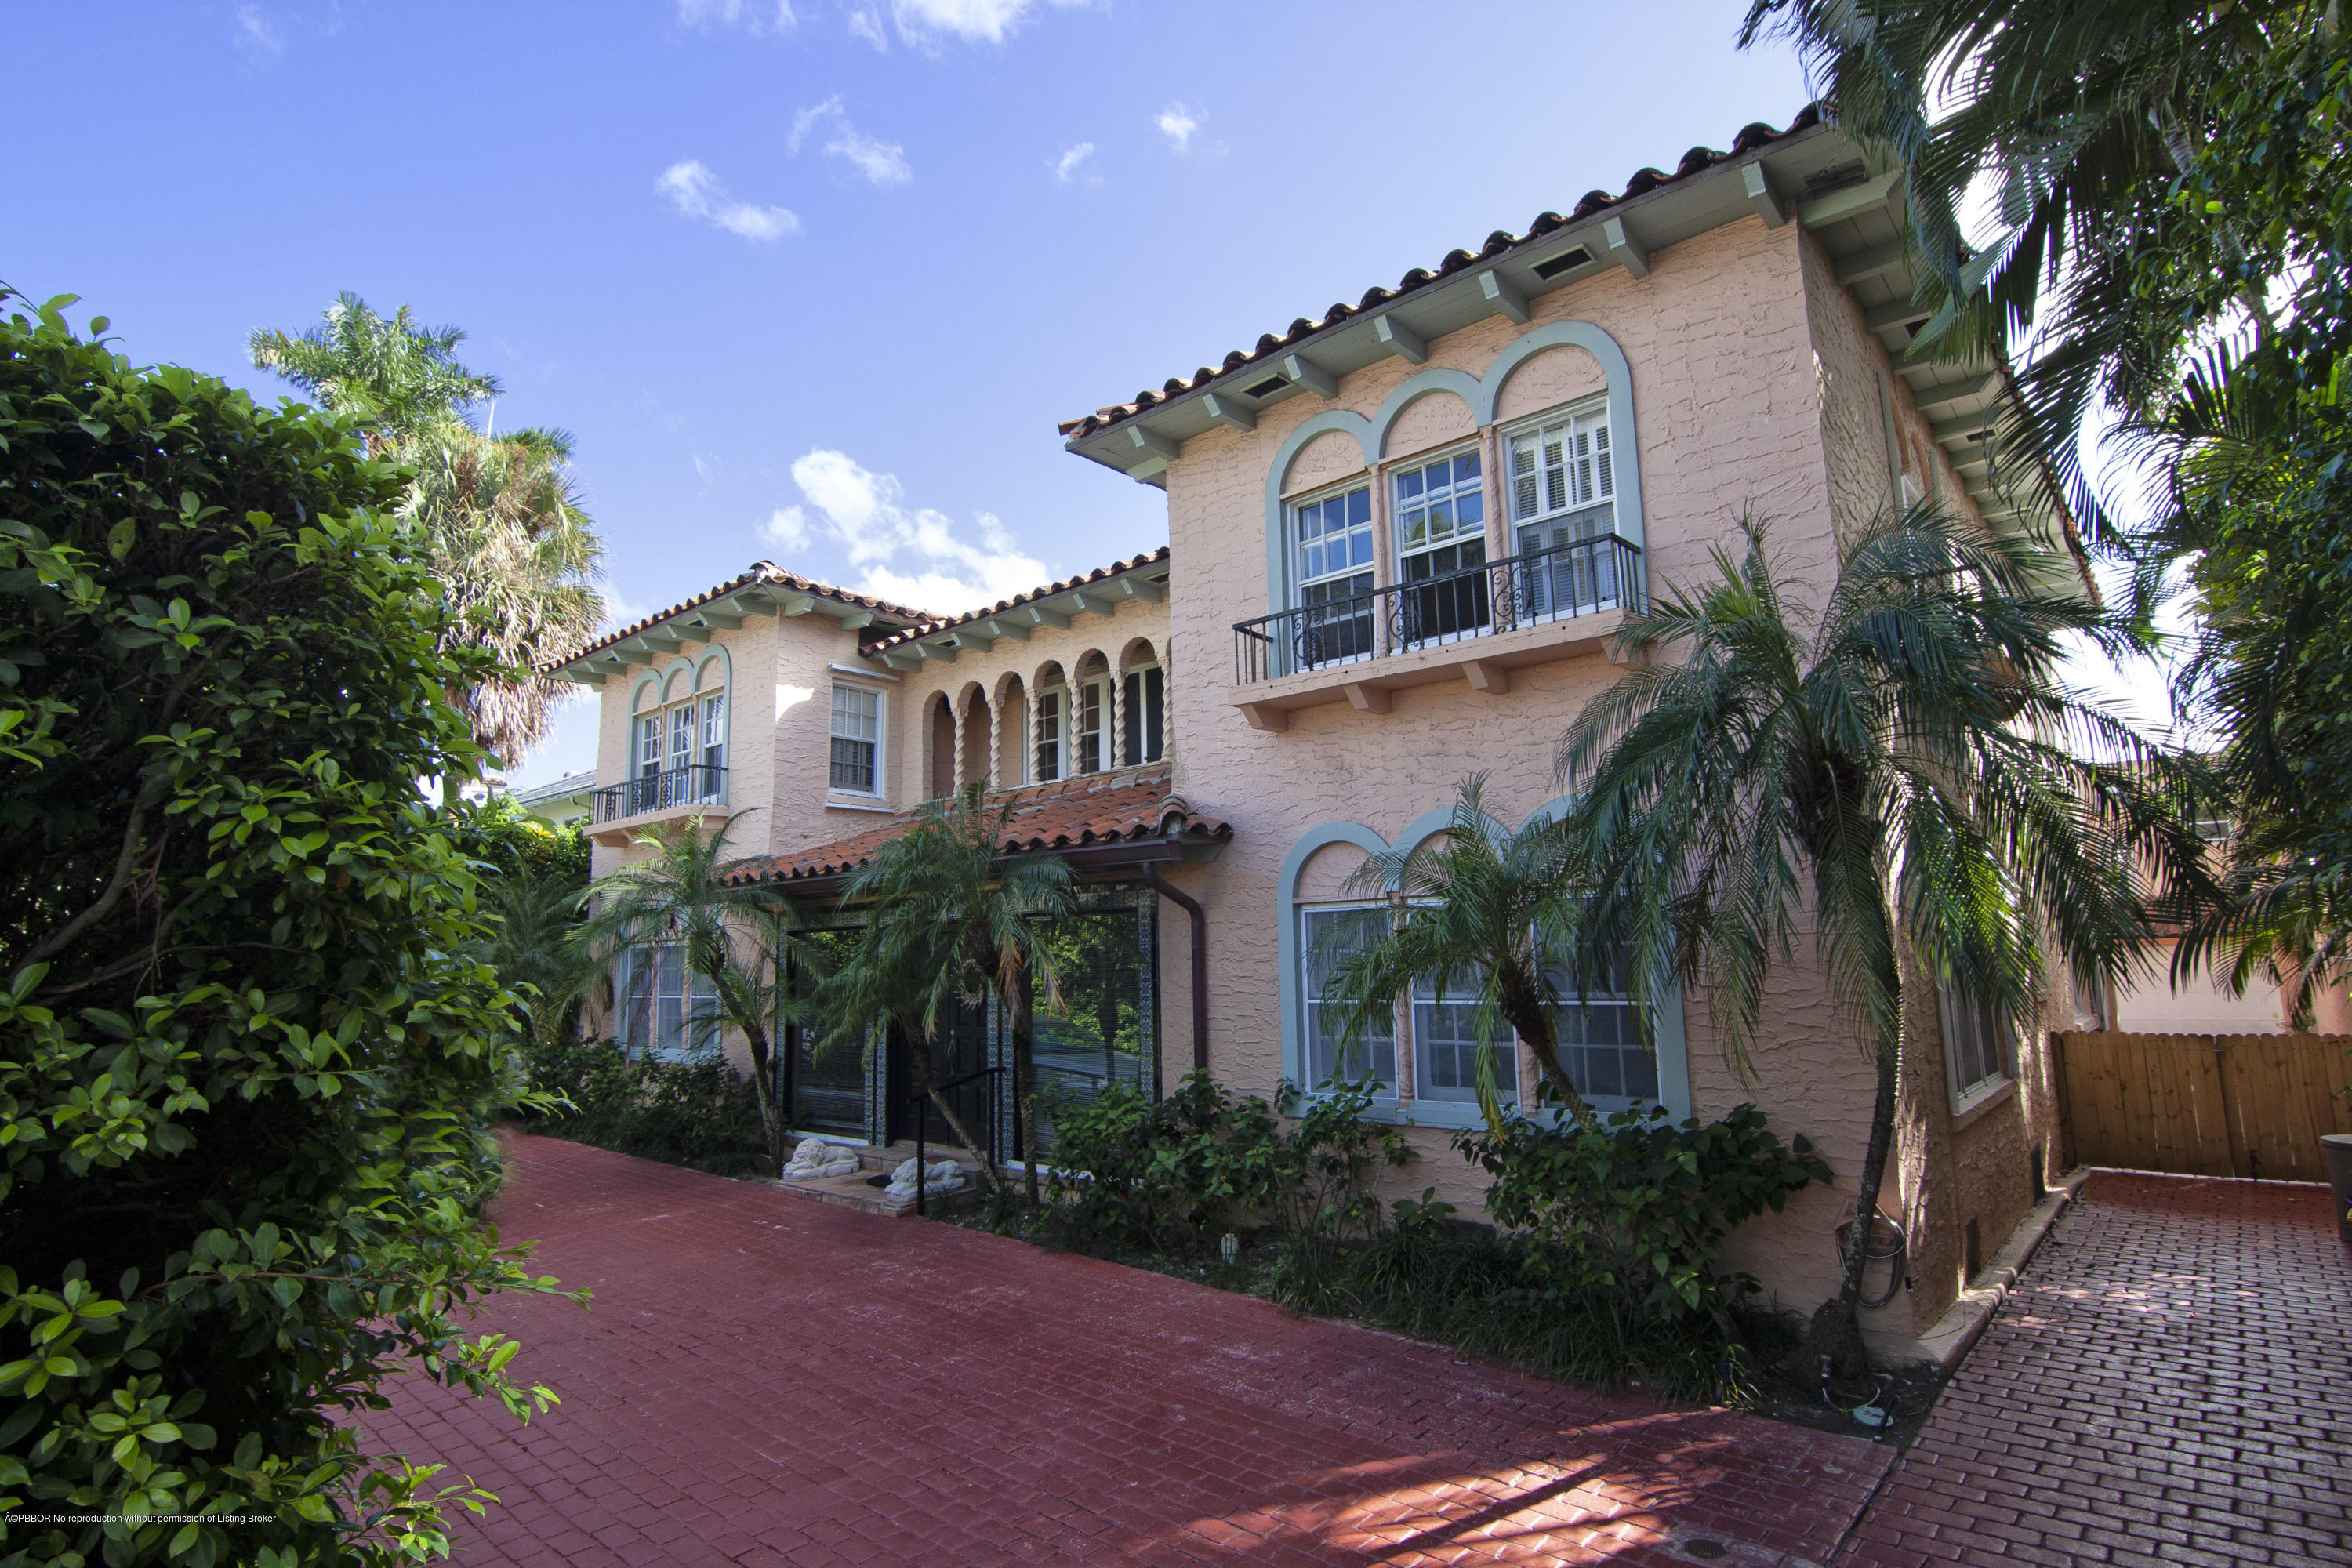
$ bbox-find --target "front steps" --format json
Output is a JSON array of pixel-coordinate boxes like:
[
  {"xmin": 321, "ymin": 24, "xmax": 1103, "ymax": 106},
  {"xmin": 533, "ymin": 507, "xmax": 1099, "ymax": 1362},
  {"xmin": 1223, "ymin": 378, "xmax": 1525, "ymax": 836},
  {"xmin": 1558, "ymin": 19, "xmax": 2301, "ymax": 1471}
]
[{"xmin": 761, "ymin": 1139, "xmax": 989, "ymax": 1219}]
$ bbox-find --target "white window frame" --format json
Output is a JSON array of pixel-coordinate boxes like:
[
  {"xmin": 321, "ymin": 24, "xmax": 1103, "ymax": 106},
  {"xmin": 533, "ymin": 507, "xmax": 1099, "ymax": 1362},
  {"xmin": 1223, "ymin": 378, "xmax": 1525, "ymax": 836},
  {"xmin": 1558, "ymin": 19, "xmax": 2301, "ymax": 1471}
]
[
  {"xmin": 1291, "ymin": 481, "xmax": 1376, "ymax": 606},
  {"xmin": 1940, "ymin": 985, "xmax": 2016, "ymax": 1114},
  {"xmin": 1390, "ymin": 445, "xmax": 1488, "ymax": 574},
  {"xmin": 1074, "ymin": 672, "xmax": 1112, "ymax": 775},
  {"xmin": 636, "ymin": 712, "xmax": 662, "ymax": 778},
  {"xmin": 1296, "ymin": 902, "xmax": 1396, "ymax": 1094},
  {"xmin": 1505, "ymin": 399, "xmax": 1617, "ymax": 546},
  {"xmin": 829, "ymin": 682, "xmax": 885, "ymax": 797},
  {"xmin": 1122, "ymin": 663, "xmax": 1165, "ymax": 766},
  {"xmin": 615, "ymin": 942, "xmax": 719, "ymax": 1063},
  {"xmin": 1544, "ymin": 962, "xmax": 1657, "ymax": 1112},
  {"xmin": 700, "ymin": 691, "xmax": 727, "ymax": 772},
  {"xmin": 1035, "ymin": 685, "xmax": 1065, "ymax": 782}
]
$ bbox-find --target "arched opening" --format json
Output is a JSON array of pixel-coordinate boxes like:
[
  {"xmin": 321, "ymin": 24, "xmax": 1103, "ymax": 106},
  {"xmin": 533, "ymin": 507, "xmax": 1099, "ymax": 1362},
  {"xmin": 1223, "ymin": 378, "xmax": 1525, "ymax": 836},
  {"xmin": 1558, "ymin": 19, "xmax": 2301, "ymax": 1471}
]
[
  {"xmin": 927, "ymin": 693, "xmax": 955, "ymax": 800},
  {"xmin": 959, "ymin": 687, "xmax": 989, "ymax": 789},
  {"xmin": 1117, "ymin": 638, "xmax": 1166, "ymax": 766},
  {"xmin": 1073, "ymin": 652, "xmax": 1112, "ymax": 775},
  {"xmin": 996, "ymin": 675, "xmax": 1029, "ymax": 787}
]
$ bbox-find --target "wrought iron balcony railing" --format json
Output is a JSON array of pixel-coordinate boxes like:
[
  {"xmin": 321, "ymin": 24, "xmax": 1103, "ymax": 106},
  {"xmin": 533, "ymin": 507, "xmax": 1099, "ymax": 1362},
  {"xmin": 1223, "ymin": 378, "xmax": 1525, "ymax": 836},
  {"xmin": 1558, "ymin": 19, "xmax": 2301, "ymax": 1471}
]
[
  {"xmin": 1232, "ymin": 533, "xmax": 1643, "ymax": 686},
  {"xmin": 591, "ymin": 764, "xmax": 728, "ymax": 824}
]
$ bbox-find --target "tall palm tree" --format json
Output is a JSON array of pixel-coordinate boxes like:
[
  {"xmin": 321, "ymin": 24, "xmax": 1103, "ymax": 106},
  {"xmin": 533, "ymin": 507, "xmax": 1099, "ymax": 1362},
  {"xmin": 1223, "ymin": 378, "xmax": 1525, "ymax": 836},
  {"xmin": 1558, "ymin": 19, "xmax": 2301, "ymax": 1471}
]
[
  {"xmin": 1318, "ymin": 776, "xmax": 1609, "ymax": 1131},
  {"xmin": 1736, "ymin": 0, "xmax": 2310, "ymax": 532},
  {"xmin": 399, "ymin": 426, "xmax": 604, "ymax": 771},
  {"xmin": 251, "ymin": 295, "xmax": 604, "ymax": 772},
  {"xmin": 1556, "ymin": 505, "xmax": 2211, "ymax": 1375},
  {"xmin": 249, "ymin": 292, "xmax": 501, "ymax": 452},
  {"xmin": 575, "ymin": 815, "xmax": 808, "ymax": 1178},
  {"xmin": 819, "ymin": 786, "xmax": 1075, "ymax": 1205}
]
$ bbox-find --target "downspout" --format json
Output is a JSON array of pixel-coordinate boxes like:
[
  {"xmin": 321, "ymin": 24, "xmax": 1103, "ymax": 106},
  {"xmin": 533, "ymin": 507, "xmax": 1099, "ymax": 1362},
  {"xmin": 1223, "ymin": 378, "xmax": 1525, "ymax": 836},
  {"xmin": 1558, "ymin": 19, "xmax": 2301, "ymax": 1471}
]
[{"xmin": 1142, "ymin": 859, "xmax": 1209, "ymax": 1074}]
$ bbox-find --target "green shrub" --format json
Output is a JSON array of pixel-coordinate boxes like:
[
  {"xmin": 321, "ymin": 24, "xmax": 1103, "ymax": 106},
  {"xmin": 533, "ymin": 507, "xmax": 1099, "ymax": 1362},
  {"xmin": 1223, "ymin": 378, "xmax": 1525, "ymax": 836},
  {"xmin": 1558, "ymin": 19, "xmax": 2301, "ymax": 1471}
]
[
  {"xmin": 517, "ymin": 1038, "xmax": 767, "ymax": 1175},
  {"xmin": 1460, "ymin": 1103, "xmax": 1830, "ymax": 1320},
  {"xmin": 1040, "ymin": 1073, "xmax": 1407, "ymax": 1256},
  {"xmin": 0, "ymin": 291, "xmax": 568, "ymax": 1566}
]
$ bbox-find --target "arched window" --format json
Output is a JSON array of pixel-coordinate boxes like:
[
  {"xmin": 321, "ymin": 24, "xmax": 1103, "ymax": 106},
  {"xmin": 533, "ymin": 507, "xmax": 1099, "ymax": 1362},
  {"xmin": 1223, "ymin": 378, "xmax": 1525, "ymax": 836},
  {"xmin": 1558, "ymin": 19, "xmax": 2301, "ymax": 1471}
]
[{"xmin": 626, "ymin": 653, "xmax": 729, "ymax": 814}]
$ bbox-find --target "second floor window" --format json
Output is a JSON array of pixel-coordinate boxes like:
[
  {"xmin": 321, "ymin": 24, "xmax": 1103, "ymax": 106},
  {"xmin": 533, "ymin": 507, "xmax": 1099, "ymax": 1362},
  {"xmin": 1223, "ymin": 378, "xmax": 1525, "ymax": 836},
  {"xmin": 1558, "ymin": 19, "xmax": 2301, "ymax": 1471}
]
[
  {"xmin": 701, "ymin": 693, "xmax": 726, "ymax": 771},
  {"xmin": 1394, "ymin": 451, "xmax": 1488, "ymax": 644},
  {"xmin": 830, "ymin": 684, "xmax": 881, "ymax": 794},
  {"xmin": 1074, "ymin": 673, "xmax": 1111, "ymax": 774},
  {"xmin": 1294, "ymin": 485, "xmax": 1374, "ymax": 667},
  {"xmin": 1510, "ymin": 407, "xmax": 1621, "ymax": 616},
  {"xmin": 1035, "ymin": 688, "xmax": 1064, "ymax": 782},
  {"xmin": 637, "ymin": 713, "xmax": 661, "ymax": 775},
  {"xmin": 670, "ymin": 703, "xmax": 694, "ymax": 774},
  {"xmin": 1123, "ymin": 666, "xmax": 1165, "ymax": 764}
]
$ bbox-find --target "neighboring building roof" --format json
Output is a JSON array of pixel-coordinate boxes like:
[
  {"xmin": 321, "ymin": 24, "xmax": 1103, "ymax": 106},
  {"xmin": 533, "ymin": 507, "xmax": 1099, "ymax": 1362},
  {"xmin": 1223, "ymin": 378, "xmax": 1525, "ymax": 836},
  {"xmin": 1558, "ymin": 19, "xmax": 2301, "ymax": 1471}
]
[
  {"xmin": 1060, "ymin": 106, "xmax": 1822, "ymax": 441},
  {"xmin": 548, "ymin": 561, "xmax": 936, "ymax": 675},
  {"xmin": 866, "ymin": 548, "xmax": 1172, "ymax": 666},
  {"xmin": 725, "ymin": 768, "xmax": 1231, "ymax": 888},
  {"xmin": 512, "ymin": 768, "xmax": 596, "ymax": 807}
]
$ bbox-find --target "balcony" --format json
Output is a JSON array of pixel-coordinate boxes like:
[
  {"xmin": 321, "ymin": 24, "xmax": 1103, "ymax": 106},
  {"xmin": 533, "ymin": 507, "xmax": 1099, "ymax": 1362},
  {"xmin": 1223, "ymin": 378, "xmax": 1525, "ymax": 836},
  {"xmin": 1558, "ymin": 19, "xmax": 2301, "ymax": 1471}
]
[
  {"xmin": 590, "ymin": 764, "xmax": 730, "ymax": 843},
  {"xmin": 1229, "ymin": 535, "xmax": 1642, "ymax": 730}
]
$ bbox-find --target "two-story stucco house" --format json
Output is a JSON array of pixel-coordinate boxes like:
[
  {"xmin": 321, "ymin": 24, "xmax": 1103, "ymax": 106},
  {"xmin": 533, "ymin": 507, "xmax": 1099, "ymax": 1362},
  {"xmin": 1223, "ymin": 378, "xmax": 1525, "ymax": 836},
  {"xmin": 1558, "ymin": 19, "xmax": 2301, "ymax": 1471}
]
[{"xmin": 550, "ymin": 104, "xmax": 2082, "ymax": 1359}]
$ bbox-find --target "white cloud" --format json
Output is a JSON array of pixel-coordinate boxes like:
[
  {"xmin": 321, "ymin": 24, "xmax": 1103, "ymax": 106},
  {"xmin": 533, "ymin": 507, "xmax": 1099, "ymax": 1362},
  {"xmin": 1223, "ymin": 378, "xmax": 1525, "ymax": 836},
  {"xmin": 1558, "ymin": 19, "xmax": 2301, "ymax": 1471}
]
[
  {"xmin": 848, "ymin": 3, "xmax": 889, "ymax": 49},
  {"xmin": 675, "ymin": 0, "xmax": 797, "ymax": 30},
  {"xmin": 789, "ymin": 97, "xmax": 911, "ymax": 187},
  {"xmin": 232, "ymin": 5, "xmax": 285, "ymax": 57},
  {"xmin": 656, "ymin": 160, "xmax": 801, "ymax": 242},
  {"xmin": 891, "ymin": 0, "xmax": 1028, "ymax": 43},
  {"xmin": 1052, "ymin": 141, "xmax": 1098, "ymax": 186},
  {"xmin": 783, "ymin": 449, "xmax": 1047, "ymax": 614},
  {"xmin": 760, "ymin": 505, "xmax": 811, "ymax": 551},
  {"xmin": 1156, "ymin": 102, "xmax": 1200, "ymax": 154}
]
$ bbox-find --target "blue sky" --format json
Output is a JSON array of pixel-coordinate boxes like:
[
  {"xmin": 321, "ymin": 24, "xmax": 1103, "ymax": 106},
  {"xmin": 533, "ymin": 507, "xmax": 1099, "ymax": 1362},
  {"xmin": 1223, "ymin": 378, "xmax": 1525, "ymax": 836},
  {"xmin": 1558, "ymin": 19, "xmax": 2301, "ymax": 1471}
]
[{"xmin": 6, "ymin": 0, "xmax": 1817, "ymax": 786}]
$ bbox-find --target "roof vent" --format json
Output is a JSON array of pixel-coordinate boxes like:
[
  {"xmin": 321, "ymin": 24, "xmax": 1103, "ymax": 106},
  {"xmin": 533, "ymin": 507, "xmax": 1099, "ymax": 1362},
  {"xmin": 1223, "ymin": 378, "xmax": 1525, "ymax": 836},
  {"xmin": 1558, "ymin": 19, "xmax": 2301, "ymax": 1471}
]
[
  {"xmin": 1243, "ymin": 376, "xmax": 1290, "ymax": 400},
  {"xmin": 1531, "ymin": 246, "xmax": 1593, "ymax": 281}
]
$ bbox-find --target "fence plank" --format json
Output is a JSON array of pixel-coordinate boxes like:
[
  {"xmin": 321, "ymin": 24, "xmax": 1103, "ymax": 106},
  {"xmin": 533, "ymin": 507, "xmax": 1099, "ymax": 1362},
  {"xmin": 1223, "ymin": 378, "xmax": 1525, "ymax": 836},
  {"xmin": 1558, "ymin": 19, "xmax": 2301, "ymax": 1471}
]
[{"xmin": 2054, "ymin": 1030, "xmax": 2350, "ymax": 1179}]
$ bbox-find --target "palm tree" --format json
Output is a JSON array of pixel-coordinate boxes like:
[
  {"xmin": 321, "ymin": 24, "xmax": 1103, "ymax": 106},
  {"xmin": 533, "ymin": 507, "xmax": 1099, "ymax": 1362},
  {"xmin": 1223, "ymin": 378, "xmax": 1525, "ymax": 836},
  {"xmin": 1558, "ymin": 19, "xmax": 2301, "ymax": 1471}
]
[
  {"xmin": 575, "ymin": 815, "xmax": 807, "ymax": 1178},
  {"xmin": 1555, "ymin": 505, "xmax": 2211, "ymax": 1376},
  {"xmin": 399, "ymin": 425, "xmax": 604, "ymax": 771},
  {"xmin": 1735, "ymin": 0, "xmax": 2307, "ymax": 532},
  {"xmin": 1318, "ymin": 776, "xmax": 1609, "ymax": 1131},
  {"xmin": 251, "ymin": 295, "xmax": 604, "ymax": 773},
  {"xmin": 249, "ymin": 292, "xmax": 500, "ymax": 452},
  {"xmin": 819, "ymin": 786, "xmax": 1075, "ymax": 1205}
]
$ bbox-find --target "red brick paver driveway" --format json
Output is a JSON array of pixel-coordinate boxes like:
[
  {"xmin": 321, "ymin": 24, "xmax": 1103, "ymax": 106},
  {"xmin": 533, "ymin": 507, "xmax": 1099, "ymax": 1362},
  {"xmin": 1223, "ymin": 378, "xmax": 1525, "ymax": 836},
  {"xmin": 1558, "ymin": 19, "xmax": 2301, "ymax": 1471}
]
[
  {"xmin": 1846, "ymin": 1172, "xmax": 2352, "ymax": 1568},
  {"xmin": 360, "ymin": 1135, "xmax": 1887, "ymax": 1566}
]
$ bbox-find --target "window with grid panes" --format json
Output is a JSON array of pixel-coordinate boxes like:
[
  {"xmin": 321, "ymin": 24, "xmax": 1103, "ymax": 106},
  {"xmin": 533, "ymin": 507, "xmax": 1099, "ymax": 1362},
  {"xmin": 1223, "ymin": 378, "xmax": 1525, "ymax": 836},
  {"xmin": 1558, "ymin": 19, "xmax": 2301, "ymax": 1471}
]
[
  {"xmin": 1034, "ymin": 688, "xmax": 1063, "ymax": 782},
  {"xmin": 615, "ymin": 943, "xmax": 719, "ymax": 1062},
  {"xmin": 829, "ymin": 684, "xmax": 880, "ymax": 793},
  {"xmin": 1412, "ymin": 965, "xmax": 1516, "ymax": 1103},
  {"xmin": 1292, "ymin": 486, "xmax": 1375, "ymax": 667},
  {"xmin": 1075, "ymin": 675, "xmax": 1109, "ymax": 774},
  {"xmin": 1939, "ymin": 986, "xmax": 2012, "ymax": 1103},
  {"xmin": 637, "ymin": 713, "xmax": 661, "ymax": 776},
  {"xmin": 701, "ymin": 693, "xmax": 726, "ymax": 771},
  {"xmin": 1547, "ymin": 956, "xmax": 1655, "ymax": 1107},
  {"xmin": 1392, "ymin": 450, "xmax": 1489, "ymax": 644},
  {"xmin": 1298, "ymin": 905, "xmax": 1395, "ymax": 1091},
  {"xmin": 1122, "ymin": 666, "xmax": 1164, "ymax": 764},
  {"xmin": 1508, "ymin": 407, "xmax": 1621, "ymax": 619}
]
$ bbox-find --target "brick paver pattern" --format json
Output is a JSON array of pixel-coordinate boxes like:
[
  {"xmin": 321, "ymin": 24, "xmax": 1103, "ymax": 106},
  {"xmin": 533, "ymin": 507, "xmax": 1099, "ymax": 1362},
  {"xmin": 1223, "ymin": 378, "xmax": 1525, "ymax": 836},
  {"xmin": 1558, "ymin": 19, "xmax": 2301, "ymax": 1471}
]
[
  {"xmin": 1846, "ymin": 1172, "xmax": 2352, "ymax": 1568},
  {"xmin": 358, "ymin": 1135, "xmax": 1888, "ymax": 1567}
]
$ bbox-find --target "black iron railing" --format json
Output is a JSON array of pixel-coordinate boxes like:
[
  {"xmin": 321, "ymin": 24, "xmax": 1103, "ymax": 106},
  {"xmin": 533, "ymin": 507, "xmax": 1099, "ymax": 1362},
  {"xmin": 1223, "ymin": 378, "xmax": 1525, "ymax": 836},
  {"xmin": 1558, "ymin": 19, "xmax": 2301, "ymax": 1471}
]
[
  {"xmin": 590, "ymin": 764, "xmax": 728, "ymax": 823},
  {"xmin": 1232, "ymin": 533, "xmax": 1643, "ymax": 685},
  {"xmin": 913, "ymin": 1063, "xmax": 1004, "ymax": 1218}
]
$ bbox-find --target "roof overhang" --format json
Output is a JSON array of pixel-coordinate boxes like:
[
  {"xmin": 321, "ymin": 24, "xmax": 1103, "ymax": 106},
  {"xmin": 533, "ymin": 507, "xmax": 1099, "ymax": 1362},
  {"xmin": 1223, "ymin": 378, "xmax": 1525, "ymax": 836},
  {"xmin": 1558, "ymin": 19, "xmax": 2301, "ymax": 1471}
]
[
  {"xmin": 550, "ymin": 580, "xmax": 926, "ymax": 689},
  {"xmin": 869, "ymin": 554, "xmax": 1174, "ymax": 674}
]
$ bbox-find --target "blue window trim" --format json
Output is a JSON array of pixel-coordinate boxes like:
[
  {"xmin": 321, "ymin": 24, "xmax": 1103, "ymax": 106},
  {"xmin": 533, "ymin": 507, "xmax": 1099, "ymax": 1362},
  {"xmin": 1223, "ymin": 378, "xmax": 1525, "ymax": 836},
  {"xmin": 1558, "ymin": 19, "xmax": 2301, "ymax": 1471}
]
[
  {"xmin": 1276, "ymin": 798, "xmax": 1692, "ymax": 1127},
  {"xmin": 1261, "ymin": 320, "xmax": 1646, "ymax": 616}
]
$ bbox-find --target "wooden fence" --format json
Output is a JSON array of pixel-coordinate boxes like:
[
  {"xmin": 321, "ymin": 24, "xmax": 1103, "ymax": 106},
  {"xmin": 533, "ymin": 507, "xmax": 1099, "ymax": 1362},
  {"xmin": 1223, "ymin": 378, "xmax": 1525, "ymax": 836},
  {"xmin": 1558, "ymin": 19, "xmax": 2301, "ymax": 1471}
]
[{"xmin": 2055, "ymin": 1030, "xmax": 2352, "ymax": 1182}]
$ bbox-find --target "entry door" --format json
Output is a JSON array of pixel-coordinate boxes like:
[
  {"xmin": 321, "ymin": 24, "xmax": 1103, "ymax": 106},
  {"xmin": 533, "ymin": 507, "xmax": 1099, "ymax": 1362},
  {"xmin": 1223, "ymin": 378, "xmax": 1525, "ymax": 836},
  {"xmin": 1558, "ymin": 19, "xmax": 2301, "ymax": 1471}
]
[{"xmin": 887, "ymin": 1004, "xmax": 993, "ymax": 1152}]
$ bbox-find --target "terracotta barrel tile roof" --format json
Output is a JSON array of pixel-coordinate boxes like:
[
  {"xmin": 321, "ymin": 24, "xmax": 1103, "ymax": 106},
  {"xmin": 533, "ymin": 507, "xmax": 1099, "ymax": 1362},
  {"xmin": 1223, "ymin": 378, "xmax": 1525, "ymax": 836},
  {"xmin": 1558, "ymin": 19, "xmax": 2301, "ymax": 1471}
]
[
  {"xmin": 1058, "ymin": 104, "xmax": 1822, "ymax": 441},
  {"xmin": 725, "ymin": 766, "xmax": 1231, "ymax": 887},
  {"xmin": 866, "ymin": 548, "xmax": 1171, "ymax": 655},
  {"xmin": 546, "ymin": 561, "xmax": 937, "ymax": 672}
]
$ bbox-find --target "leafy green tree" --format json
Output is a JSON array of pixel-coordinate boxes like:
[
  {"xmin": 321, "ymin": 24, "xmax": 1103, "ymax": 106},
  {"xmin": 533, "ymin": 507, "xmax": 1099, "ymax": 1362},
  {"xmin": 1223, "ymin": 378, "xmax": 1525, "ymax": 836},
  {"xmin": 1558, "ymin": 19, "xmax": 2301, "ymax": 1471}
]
[
  {"xmin": 0, "ymin": 291, "xmax": 572, "ymax": 1566},
  {"xmin": 249, "ymin": 294, "xmax": 604, "ymax": 774},
  {"xmin": 1555, "ymin": 507, "xmax": 2209, "ymax": 1375},
  {"xmin": 1318, "ymin": 776, "xmax": 1610, "ymax": 1129},
  {"xmin": 575, "ymin": 816, "xmax": 807, "ymax": 1178},
  {"xmin": 819, "ymin": 786, "xmax": 1075, "ymax": 1205}
]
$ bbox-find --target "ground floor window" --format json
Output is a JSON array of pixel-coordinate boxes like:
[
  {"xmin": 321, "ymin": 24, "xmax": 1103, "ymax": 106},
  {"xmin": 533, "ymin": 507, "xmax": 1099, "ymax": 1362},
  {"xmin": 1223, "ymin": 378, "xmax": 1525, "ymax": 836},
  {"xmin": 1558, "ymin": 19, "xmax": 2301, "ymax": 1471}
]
[
  {"xmin": 1940, "ymin": 985, "xmax": 2013, "ymax": 1105},
  {"xmin": 1550, "ymin": 962, "xmax": 1653, "ymax": 1106},
  {"xmin": 1029, "ymin": 906, "xmax": 1152, "ymax": 1153},
  {"xmin": 615, "ymin": 942, "xmax": 718, "ymax": 1062},
  {"xmin": 1298, "ymin": 904, "xmax": 1396, "ymax": 1091}
]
